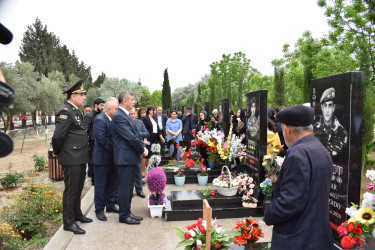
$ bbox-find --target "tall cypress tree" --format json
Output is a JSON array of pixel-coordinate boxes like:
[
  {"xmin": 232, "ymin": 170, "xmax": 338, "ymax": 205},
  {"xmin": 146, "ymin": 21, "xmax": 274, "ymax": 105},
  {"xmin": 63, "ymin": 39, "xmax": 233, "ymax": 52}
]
[{"xmin": 162, "ymin": 68, "xmax": 172, "ymax": 110}]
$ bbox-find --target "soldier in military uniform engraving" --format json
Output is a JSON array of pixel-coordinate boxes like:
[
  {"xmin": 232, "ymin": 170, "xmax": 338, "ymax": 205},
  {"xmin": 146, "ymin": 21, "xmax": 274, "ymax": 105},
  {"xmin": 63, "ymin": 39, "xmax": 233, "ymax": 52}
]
[
  {"xmin": 52, "ymin": 80, "xmax": 92, "ymax": 234},
  {"xmin": 313, "ymin": 87, "xmax": 348, "ymax": 157},
  {"xmin": 247, "ymin": 98, "xmax": 258, "ymax": 137}
]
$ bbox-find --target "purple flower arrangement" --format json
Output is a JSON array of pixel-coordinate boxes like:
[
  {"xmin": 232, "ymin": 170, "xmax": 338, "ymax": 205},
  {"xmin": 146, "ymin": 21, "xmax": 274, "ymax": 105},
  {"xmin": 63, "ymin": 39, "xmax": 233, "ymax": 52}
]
[{"xmin": 147, "ymin": 168, "xmax": 167, "ymax": 205}]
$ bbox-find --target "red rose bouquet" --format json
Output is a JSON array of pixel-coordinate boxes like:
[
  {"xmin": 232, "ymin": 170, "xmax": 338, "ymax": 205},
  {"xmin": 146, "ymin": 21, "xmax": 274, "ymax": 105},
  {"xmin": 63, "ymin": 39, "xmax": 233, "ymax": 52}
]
[{"xmin": 233, "ymin": 217, "xmax": 264, "ymax": 244}]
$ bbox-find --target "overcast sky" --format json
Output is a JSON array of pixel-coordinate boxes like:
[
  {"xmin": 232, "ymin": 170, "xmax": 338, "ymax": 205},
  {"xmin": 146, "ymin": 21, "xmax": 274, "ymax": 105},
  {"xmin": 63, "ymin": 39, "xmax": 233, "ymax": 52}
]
[{"xmin": 0, "ymin": 0, "xmax": 330, "ymax": 92}]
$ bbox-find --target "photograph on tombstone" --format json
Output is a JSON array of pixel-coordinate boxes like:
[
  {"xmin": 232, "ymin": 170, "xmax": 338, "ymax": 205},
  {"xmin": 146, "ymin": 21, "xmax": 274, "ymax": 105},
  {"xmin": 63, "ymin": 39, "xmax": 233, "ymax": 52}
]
[
  {"xmin": 245, "ymin": 91, "xmax": 267, "ymax": 184},
  {"xmin": 311, "ymin": 72, "xmax": 364, "ymax": 240}
]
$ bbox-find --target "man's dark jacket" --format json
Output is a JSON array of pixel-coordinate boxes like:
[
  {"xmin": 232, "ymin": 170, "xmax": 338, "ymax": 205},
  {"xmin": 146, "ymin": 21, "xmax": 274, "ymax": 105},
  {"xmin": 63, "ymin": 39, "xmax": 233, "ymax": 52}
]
[
  {"xmin": 52, "ymin": 102, "xmax": 89, "ymax": 165},
  {"xmin": 264, "ymin": 134, "xmax": 333, "ymax": 249},
  {"xmin": 92, "ymin": 113, "xmax": 114, "ymax": 166}
]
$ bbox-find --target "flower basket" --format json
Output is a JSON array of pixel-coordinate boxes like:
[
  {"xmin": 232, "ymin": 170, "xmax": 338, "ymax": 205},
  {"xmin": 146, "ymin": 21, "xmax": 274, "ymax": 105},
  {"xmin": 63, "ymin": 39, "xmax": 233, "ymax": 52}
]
[{"xmin": 214, "ymin": 166, "xmax": 239, "ymax": 197}]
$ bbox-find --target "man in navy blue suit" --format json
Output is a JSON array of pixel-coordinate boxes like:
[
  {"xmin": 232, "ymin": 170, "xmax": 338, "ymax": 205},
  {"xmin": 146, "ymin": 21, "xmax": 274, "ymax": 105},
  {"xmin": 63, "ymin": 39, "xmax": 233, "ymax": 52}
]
[
  {"xmin": 264, "ymin": 105, "xmax": 333, "ymax": 249},
  {"xmin": 92, "ymin": 99, "xmax": 119, "ymax": 221},
  {"xmin": 112, "ymin": 91, "xmax": 148, "ymax": 225}
]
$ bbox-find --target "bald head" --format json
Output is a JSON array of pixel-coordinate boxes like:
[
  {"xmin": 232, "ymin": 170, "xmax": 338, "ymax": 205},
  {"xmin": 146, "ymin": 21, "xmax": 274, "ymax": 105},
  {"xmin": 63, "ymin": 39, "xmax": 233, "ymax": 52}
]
[{"xmin": 104, "ymin": 100, "xmax": 119, "ymax": 118}]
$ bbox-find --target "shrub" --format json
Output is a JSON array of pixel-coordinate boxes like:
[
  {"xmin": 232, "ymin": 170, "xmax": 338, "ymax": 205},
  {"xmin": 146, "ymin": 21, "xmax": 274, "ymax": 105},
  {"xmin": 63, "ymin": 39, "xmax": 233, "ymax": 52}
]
[
  {"xmin": 0, "ymin": 171, "xmax": 24, "ymax": 189},
  {"xmin": 32, "ymin": 154, "xmax": 48, "ymax": 171},
  {"xmin": 0, "ymin": 222, "xmax": 23, "ymax": 249},
  {"xmin": 2, "ymin": 182, "xmax": 63, "ymax": 240}
]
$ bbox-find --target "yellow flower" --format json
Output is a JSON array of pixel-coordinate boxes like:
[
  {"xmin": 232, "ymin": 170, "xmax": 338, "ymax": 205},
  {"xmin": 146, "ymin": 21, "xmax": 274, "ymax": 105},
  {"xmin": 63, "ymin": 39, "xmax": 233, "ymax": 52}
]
[
  {"xmin": 55, "ymin": 210, "xmax": 59, "ymax": 212},
  {"xmin": 355, "ymin": 207, "xmax": 375, "ymax": 225},
  {"xmin": 21, "ymin": 230, "xmax": 24, "ymax": 233}
]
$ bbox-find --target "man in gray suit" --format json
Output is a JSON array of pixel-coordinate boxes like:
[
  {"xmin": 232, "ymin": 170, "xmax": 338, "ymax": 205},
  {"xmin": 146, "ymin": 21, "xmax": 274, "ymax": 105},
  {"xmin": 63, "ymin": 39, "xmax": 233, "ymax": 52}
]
[{"xmin": 112, "ymin": 91, "xmax": 148, "ymax": 225}]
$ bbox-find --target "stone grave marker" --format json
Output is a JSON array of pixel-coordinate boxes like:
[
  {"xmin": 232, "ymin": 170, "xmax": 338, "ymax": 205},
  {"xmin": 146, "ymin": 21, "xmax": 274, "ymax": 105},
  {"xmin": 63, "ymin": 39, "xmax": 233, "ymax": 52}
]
[
  {"xmin": 311, "ymin": 72, "xmax": 364, "ymax": 244},
  {"xmin": 202, "ymin": 102, "xmax": 210, "ymax": 118},
  {"xmin": 218, "ymin": 98, "xmax": 230, "ymax": 136},
  {"xmin": 245, "ymin": 90, "xmax": 267, "ymax": 183}
]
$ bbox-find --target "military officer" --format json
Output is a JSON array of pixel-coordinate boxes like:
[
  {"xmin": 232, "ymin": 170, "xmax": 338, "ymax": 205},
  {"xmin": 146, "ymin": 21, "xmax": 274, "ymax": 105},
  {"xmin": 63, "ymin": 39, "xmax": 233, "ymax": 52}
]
[
  {"xmin": 313, "ymin": 87, "xmax": 348, "ymax": 157},
  {"xmin": 52, "ymin": 80, "xmax": 93, "ymax": 234}
]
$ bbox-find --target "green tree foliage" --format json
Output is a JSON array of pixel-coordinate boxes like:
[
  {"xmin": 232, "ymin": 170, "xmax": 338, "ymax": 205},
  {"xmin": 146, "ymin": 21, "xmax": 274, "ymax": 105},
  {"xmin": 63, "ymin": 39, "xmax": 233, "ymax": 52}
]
[
  {"xmin": 162, "ymin": 68, "xmax": 172, "ymax": 109},
  {"xmin": 99, "ymin": 77, "xmax": 142, "ymax": 102},
  {"xmin": 137, "ymin": 86, "xmax": 153, "ymax": 108},
  {"xmin": 318, "ymin": 0, "xmax": 375, "ymax": 166},
  {"xmin": 86, "ymin": 87, "xmax": 100, "ymax": 107},
  {"xmin": 210, "ymin": 52, "xmax": 256, "ymax": 109},
  {"xmin": 19, "ymin": 18, "xmax": 92, "ymax": 85},
  {"xmin": 91, "ymin": 72, "xmax": 106, "ymax": 89},
  {"xmin": 272, "ymin": 59, "xmax": 285, "ymax": 107},
  {"xmin": 151, "ymin": 90, "xmax": 162, "ymax": 107}
]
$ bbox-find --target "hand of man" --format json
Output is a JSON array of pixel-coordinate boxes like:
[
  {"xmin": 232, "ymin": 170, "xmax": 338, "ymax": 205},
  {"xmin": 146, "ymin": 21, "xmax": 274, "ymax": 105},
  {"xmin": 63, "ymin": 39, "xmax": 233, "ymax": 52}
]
[
  {"xmin": 143, "ymin": 148, "xmax": 148, "ymax": 157},
  {"xmin": 161, "ymin": 137, "xmax": 165, "ymax": 143}
]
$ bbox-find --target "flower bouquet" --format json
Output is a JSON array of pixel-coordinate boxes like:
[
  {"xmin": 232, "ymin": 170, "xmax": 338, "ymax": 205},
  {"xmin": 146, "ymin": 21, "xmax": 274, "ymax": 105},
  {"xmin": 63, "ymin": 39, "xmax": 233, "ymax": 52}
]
[
  {"xmin": 198, "ymin": 166, "xmax": 208, "ymax": 177},
  {"xmin": 260, "ymin": 177, "xmax": 273, "ymax": 194},
  {"xmin": 261, "ymin": 155, "xmax": 283, "ymax": 183},
  {"xmin": 336, "ymin": 169, "xmax": 375, "ymax": 249},
  {"xmin": 212, "ymin": 166, "xmax": 240, "ymax": 196},
  {"xmin": 147, "ymin": 168, "xmax": 166, "ymax": 205},
  {"xmin": 233, "ymin": 217, "xmax": 264, "ymax": 244},
  {"xmin": 174, "ymin": 168, "xmax": 185, "ymax": 177},
  {"xmin": 174, "ymin": 218, "xmax": 238, "ymax": 249},
  {"xmin": 236, "ymin": 173, "xmax": 259, "ymax": 207},
  {"xmin": 147, "ymin": 143, "xmax": 162, "ymax": 171}
]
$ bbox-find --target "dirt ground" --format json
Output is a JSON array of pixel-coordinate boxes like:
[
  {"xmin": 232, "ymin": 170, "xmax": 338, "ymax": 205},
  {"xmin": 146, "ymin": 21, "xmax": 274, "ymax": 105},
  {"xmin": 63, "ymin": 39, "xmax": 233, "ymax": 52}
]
[{"xmin": 0, "ymin": 131, "xmax": 51, "ymax": 175}]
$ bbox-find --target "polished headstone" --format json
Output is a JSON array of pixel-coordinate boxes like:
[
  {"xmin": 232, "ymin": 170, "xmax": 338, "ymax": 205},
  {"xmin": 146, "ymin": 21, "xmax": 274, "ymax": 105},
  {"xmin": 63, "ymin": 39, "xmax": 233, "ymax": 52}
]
[
  {"xmin": 245, "ymin": 90, "xmax": 267, "ymax": 185},
  {"xmin": 218, "ymin": 98, "xmax": 230, "ymax": 136},
  {"xmin": 311, "ymin": 71, "xmax": 364, "ymax": 243}
]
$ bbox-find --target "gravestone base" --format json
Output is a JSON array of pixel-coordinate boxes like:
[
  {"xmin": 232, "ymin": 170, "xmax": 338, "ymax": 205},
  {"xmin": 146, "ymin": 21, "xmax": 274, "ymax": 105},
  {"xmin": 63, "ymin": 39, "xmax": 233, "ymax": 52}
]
[{"xmin": 164, "ymin": 190, "xmax": 263, "ymax": 221}]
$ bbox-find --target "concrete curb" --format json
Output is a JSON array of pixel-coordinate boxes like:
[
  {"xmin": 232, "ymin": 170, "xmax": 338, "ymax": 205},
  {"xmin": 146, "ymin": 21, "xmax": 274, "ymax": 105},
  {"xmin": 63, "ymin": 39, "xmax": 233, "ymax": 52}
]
[{"xmin": 44, "ymin": 186, "xmax": 94, "ymax": 250}]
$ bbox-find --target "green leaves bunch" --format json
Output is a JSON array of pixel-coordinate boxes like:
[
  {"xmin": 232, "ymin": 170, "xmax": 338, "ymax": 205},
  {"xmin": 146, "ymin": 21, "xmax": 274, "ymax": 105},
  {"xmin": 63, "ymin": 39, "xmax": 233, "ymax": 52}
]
[
  {"xmin": 32, "ymin": 154, "xmax": 47, "ymax": 172},
  {"xmin": 0, "ymin": 171, "xmax": 24, "ymax": 189}
]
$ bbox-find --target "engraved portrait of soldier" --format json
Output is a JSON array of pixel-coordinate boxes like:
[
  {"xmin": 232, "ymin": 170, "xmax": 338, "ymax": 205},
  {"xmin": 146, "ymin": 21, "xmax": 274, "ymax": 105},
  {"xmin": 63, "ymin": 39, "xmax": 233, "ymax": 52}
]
[
  {"xmin": 313, "ymin": 87, "xmax": 348, "ymax": 157},
  {"xmin": 247, "ymin": 97, "xmax": 258, "ymax": 137}
]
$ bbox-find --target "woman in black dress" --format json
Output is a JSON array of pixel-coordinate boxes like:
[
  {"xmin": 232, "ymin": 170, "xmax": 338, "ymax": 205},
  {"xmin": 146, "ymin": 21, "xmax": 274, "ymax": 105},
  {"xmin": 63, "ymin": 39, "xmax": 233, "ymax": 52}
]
[{"xmin": 142, "ymin": 106, "xmax": 165, "ymax": 168}]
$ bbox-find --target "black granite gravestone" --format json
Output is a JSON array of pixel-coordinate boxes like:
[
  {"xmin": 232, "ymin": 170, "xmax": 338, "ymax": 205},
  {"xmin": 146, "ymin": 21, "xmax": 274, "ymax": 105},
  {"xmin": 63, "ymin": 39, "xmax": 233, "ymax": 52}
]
[
  {"xmin": 202, "ymin": 102, "xmax": 210, "ymax": 118},
  {"xmin": 311, "ymin": 72, "xmax": 364, "ymax": 244},
  {"xmin": 194, "ymin": 104, "xmax": 198, "ymax": 115},
  {"xmin": 245, "ymin": 90, "xmax": 268, "ymax": 184},
  {"xmin": 218, "ymin": 98, "xmax": 230, "ymax": 136}
]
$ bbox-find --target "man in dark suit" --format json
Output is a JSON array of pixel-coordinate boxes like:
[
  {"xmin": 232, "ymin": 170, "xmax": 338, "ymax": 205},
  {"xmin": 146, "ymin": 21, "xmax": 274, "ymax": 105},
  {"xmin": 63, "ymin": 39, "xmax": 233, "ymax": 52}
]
[
  {"xmin": 156, "ymin": 106, "xmax": 167, "ymax": 155},
  {"xmin": 264, "ymin": 105, "xmax": 333, "ymax": 249},
  {"xmin": 130, "ymin": 108, "xmax": 149, "ymax": 198},
  {"xmin": 181, "ymin": 106, "xmax": 197, "ymax": 141},
  {"xmin": 92, "ymin": 99, "xmax": 119, "ymax": 221},
  {"xmin": 52, "ymin": 80, "xmax": 93, "ymax": 234},
  {"xmin": 84, "ymin": 98, "xmax": 105, "ymax": 185},
  {"xmin": 112, "ymin": 91, "xmax": 148, "ymax": 225}
]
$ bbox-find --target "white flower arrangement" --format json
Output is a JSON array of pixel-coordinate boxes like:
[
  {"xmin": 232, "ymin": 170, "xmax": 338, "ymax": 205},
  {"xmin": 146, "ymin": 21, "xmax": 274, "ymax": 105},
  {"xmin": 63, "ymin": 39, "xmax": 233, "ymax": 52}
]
[
  {"xmin": 366, "ymin": 170, "xmax": 375, "ymax": 181},
  {"xmin": 212, "ymin": 175, "xmax": 240, "ymax": 188},
  {"xmin": 146, "ymin": 154, "xmax": 161, "ymax": 171},
  {"xmin": 228, "ymin": 134, "xmax": 246, "ymax": 161},
  {"xmin": 151, "ymin": 143, "xmax": 161, "ymax": 153}
]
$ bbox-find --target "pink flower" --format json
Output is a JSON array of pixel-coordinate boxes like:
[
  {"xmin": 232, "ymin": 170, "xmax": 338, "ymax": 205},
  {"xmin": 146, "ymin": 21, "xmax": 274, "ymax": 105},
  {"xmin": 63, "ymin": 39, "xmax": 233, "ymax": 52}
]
[
  {"xmin": 249, "ymin": 184, "xmax": 255, "ymax": 189},
  {"xmin": 247, "ymin": 190, "xmax": 253, "ymax": 196}
]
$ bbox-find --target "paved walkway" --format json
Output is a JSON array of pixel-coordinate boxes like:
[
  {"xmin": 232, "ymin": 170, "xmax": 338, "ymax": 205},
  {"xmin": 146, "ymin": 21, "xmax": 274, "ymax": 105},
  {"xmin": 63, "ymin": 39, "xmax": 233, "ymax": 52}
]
[{"xmin": 45, "ymin": 181, "xmax": 273, "ymax": 250}]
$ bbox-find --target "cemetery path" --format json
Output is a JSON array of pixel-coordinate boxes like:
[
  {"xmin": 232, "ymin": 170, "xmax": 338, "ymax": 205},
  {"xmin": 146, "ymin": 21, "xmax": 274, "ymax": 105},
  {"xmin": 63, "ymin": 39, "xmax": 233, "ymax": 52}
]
[{"xmin": 62, "ymin": 183, "xmax": 273, "ymax": 249}]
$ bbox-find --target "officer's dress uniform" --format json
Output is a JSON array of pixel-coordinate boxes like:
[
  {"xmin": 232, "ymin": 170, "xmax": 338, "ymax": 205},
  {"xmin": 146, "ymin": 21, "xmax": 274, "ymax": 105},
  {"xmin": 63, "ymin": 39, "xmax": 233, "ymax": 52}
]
[{"xmin": 52, "ymin": 81, "xmax": 90, "ymax": 232}]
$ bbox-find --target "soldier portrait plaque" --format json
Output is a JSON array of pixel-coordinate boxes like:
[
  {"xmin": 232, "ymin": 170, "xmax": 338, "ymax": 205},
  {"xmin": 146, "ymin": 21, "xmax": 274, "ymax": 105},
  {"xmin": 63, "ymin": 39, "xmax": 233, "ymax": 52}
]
[{"xmin": 311, "ymin": 72, "xmax": 364, "ymax": 242}]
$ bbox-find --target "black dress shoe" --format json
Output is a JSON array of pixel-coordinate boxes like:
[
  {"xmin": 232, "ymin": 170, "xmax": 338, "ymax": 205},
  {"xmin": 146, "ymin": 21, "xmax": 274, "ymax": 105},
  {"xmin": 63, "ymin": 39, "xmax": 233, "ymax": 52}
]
[
  {"xmin": 119, "ymin": 217, "xmax": 140, "ymax": 225},
  {"xmin": 75, "ymin": 216, "xmax": 93, "ymax": 223},
  {"xmin": 64, "ymin": 223, "xmax": 86, "ymax": 234},
  {"xmin": 106, "ymin": 206, "xmax": 119, "ymax": 213},
  {"xmin": 136, "ymin": 192, "xmax": 146, "ymax": 198},
  {"xmin": 130, "ymin": 213, "xmax": 143, "ymax": 221},
  {"xmin": 96, "ymin": 212, "xmax": 107, "ymax": 221}
]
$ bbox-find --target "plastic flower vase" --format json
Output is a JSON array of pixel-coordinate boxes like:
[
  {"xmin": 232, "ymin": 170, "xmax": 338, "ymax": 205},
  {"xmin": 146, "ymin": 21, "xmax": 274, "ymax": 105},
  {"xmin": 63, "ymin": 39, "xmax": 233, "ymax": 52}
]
[
  {"xmin": 208, "ymin": 161, "xmax": 216, "ymax": 169},
  {"xmin": 197, "ymin": 175, "xmax": 208, "ymax": 186},
  {"xmin": 148, "ymin": 196, "xmax": 165, "ymax": 218},
  {"xmin": 174, "ymin": 175, "xmax": 185, "ymax": 186}
]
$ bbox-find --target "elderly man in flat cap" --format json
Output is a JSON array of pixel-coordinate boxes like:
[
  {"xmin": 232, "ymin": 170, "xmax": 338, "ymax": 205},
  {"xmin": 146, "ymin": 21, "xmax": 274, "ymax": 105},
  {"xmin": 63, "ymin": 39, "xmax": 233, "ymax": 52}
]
[
  {"xmin": 52, "ymin": 80, "xmax": 93, "ymax": 234},
  {"xmin": 264, "ymin": 105, "xmax": 333, "ymax": 250},
  {"xmin": 313, "ymin": 87, "xmax": 348, "ymax": 157}
]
